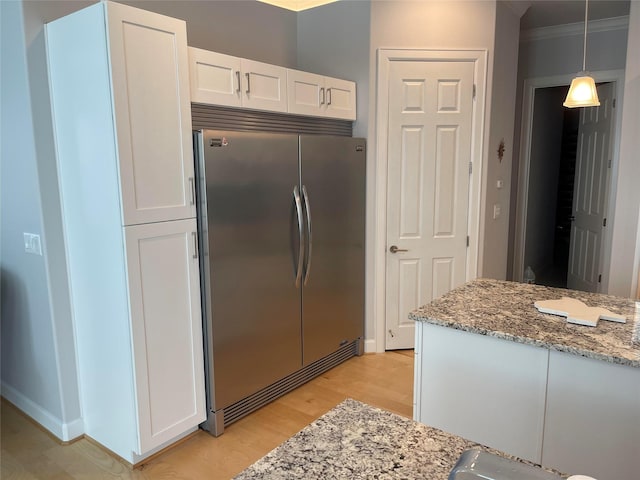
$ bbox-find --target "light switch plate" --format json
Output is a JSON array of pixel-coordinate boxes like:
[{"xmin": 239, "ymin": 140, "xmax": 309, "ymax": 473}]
[{"xmin": 24, "ymin": 233, "xmax": 42, "ymax": 255}]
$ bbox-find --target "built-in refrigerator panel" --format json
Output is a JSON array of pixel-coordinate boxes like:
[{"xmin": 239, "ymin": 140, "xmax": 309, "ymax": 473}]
[
  {"xmin": 299, "ymin": 135, "xmax": 366, "ymax": 365},
  {"xmin": 195, "ymin": 130, "xmax": 302, "ymax": 412}
]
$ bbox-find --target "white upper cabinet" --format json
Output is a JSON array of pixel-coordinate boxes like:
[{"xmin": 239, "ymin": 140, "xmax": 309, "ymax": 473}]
[
  {"xmin": 189, "ymin": 47, "xmax": 287, "ymax": 112},
  {"xmin": 108, "ymin": 2, "xmax": 196, "ymax": 226},
  {"xmin": 189, "ymin": 47, "xmax": 356, "ymax": 120},
  {"xmin": 287, "ymin": 69, "xmax": 356, "ymax": 120}
]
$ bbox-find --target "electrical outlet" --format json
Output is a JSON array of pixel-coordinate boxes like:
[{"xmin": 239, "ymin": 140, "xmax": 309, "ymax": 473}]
[{"xmin": 24, "ymin": 233, "xmax": 42, "ymax": 255}]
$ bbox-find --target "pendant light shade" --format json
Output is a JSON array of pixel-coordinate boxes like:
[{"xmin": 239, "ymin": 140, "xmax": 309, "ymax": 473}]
[
  {"xmin": 563, "ymin": 0, "xmax": 600, "ymax": 108},
  {"xmin": 563, "ymin": 74, "xmax": 600, "ymax": 107}
]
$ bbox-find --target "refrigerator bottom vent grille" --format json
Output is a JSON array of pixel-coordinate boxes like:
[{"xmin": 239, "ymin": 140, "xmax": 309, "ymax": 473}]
[{"xmin": 222, "ymin": 341, "xmax": 359, "ymax": 428}]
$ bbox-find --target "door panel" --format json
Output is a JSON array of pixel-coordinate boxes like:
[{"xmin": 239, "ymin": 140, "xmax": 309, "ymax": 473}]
[
  {"xmin": 198, "ymin": 131, "xmax": 301, "ymax": 410},
  {"xmin": 300, "ymin": 136, "xmax": 366, "ymax": 365},
  {"xmin": 188, "ymin": 47, "xmax": 242, "ymax": 107},
  {"xmin": 125, "ymin": 219, "xmax": 205, "ymax": 453},
  {"xmin": 241, "ymin": 59, "xmax": 287, "ymax": 112},
  {"xmin": 107, "ymin": 2, "xmax": 194, "ymax": 225},
  {"xmin": 385, "ymin": 60, "xmax": 473, "ymax": 350},
  {"xmin": 567, "ymin": 83, "xmax": 615, "ymax": 291}
]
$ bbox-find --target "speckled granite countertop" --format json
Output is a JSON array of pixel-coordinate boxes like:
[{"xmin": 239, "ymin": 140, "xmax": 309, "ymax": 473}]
[
  {"xmin": 409, "ymin": 279, "xmax": 640, "ymax": 368},
  {"xmin": 234, "ymin": 398, "xmax": 562, "ymax": 479}
]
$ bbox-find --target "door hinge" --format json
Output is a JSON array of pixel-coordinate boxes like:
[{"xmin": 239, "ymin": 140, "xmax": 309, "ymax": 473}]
[
  {"xmin": 603, "ymin": 218, "xmax": 607, "ymax": 227},
  {"xmin": 469, "ymin": 162, "xmax": 473, "ymax": 175},
  {"xmin": 473, "ymin": 84, "xmax": 476, "ymax": 99},
  {"xmin": 466, "ymin": 236, "xmax": 470, "ymax": 247},
  {"xmin": 598, "ymin": 274, "xmax": 602, "ymax": 283}
]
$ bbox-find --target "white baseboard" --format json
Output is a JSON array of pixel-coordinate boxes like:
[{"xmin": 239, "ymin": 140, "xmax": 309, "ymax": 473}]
[
  {"xmin": 1, "ymin": 381, "xmax": 83, "ymax": 441},
  {"xmin": 364, "ymin": 338, "xmax": 378, "ymax": 353}
]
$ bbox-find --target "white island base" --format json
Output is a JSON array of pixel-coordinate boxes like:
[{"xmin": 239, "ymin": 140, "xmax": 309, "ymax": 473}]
[{"xmin": 414, "ymin": 322, "xmax": 640, "ymax": 480}]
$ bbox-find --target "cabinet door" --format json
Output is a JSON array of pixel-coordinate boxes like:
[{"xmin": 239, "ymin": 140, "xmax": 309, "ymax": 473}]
[
  {"xmin": 287, "ymin": 69, "xmax": 325, "ymax": 117},
  {"xmin": 107, "ymin": 2, "xmax": 195, "ymax": 226},
  {"xmin": 125, "ymin": 219, "xmax": 205, "ymax": 454},
  {"xmin": 241, "ymin": 58, "xmax": 287, "ymax": 112},
  {"xmin": 325, "ymin": 76, "xmax": 356, "ymax": 120},
  {"xmin": 414, "ymin": 322, "xmax": 548, "ymax": 463},
  {"xmin": 542, "ymin": 351, "xmax": 640, "ymax": 480},
  {"xmin": 189, "ymin": 47, "xmax": 242, "ymax": 107}
]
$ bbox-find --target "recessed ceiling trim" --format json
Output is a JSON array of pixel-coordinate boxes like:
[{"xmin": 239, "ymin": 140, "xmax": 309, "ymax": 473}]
[
  {"xmin": 257, "ymin": 0, "xmax": 339, "ymax": 12},
  {"xmin": 521, "ymin": 15, "xmax": 628, "ymax": 42}
]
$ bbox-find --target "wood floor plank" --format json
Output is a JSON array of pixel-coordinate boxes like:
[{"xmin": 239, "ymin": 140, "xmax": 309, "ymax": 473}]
[{"xmin": 1, "ymin": 351, "xmax": 413, "ymax": 479}]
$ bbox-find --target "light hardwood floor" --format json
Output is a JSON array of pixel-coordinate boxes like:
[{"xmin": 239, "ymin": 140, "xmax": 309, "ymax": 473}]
[{"xmin": 1, "ymin": 350, "xmax": 413, "ymax": 479}]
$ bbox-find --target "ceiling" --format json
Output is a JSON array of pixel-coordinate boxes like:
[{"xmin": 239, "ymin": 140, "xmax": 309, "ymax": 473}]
[{"xmin": 520, "ymin": 0, "xmax": 630, "ymax": 30}]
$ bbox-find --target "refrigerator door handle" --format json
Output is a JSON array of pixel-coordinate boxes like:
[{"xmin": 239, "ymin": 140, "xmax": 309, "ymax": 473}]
[
  {"xmin": 302, "ymin": 185, "xmax": 313, "ymax": 286},
  {"xmin": 293, "ymin": 186, "xmax": 305, "ymax": 288}
]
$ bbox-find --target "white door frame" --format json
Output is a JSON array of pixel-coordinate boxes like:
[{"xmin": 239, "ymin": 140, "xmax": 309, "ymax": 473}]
[
  {"xmin": 374, "ymin": 48, "xmax": 487, "ymax": 353},
  {"xmin": 513, "ymin": 70, "xmax": 625, "ymax": 291}
]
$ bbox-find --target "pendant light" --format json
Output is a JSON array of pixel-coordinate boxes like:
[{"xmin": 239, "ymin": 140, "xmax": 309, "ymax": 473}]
[{"xmin": 563, "ymin": 0, "xmax": 600, "ymax": 108}]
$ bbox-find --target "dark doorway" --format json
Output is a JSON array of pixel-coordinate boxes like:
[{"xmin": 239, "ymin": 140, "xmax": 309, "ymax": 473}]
[{"xmin": 523, "ymin": 86, "xmax": 580, "ymax": 289}]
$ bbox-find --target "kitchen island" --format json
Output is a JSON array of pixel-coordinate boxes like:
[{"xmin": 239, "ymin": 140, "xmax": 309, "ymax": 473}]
[{"xmin": 410, "ymin": 279, "xmax": 639, "ymax": 480}]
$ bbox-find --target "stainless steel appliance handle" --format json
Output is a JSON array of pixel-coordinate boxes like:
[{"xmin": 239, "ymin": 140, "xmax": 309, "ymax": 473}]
[
  {"xmin": 302, "ymin": 185, "xmax": 312, "ymax": 286},
  {"xmin": 293, "ymin": 186, "xmax": 304, "ymax": 287}
]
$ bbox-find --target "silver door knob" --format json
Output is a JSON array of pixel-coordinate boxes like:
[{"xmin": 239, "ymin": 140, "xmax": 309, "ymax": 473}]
[{"xmin": 389, "ymin": 245, "xmax": 408, "ymax": 253}]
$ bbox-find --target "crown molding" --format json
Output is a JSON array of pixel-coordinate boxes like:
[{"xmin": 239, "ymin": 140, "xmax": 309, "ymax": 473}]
[{"xmin": 521, "ymin": 15, "xmax": 629, "ymax": 42}]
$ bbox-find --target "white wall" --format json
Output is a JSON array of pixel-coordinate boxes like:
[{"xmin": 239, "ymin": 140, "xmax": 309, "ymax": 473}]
[
  {"xmin": 508, "ymin": 19, "xmax": 629, "ymax": 283},
  {"xmin": 609, "ymin": 1, "xmax": 640, "ymax": 298},
  {"xmin": 296, "ymin": 0, "xmax": 370, "ymax": 138},
  {"xmin": 123, "ymin": 0, "xmax": 298, "ymax": 67},
  {"xmin": 523, "ymin": 88, "xmax": 565, "ymax": 275},
  {"xmin": 1, "ymin": 0, "xmax": 82, "ymax": 439},
  {"xmin": 481, "ymin": 1, "xmax": 521, "ymax": 280}
]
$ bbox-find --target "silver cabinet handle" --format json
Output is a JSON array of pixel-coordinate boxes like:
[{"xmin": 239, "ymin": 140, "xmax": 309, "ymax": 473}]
[
  {"xmin": 189, "ymin": 177, "xmax": 195, "ymax": 205},
  {"xmin": 302, "ymin": 185, "xmax": 312, "ymax": 286},
  {"xmin": 293, "ymin": 186, "xmax": 305, "ymax": 288},
  {"xmin": 319, "ymin": 87, "xmax": 325, "ymax": 106},
  {"xmin": 389, "ymin": 245, "xmax": 408, "ymax": 253},
  {"xmin": 245, "ymin": 72, "xmax": 251, "ymax": 94},
  {"xmin": 327, "ymin": 88, "xmax": 332, "ymax": 106},
  {"xmin": 235, "ymin": 71, "xmax": 241, "ymax": 94},
  {"xmin": 192, "ymin": 231, "xmax": 199, "ymax": 259}
]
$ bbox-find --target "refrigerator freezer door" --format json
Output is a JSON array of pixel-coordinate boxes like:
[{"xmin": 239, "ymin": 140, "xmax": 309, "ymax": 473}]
[
  {"xmin": 300, "ymin": 135, "xmax": 366, "ymax": 365},
  {"xmin": 198, "ymin": 130, "xmax": 302, "ymax": 411}
]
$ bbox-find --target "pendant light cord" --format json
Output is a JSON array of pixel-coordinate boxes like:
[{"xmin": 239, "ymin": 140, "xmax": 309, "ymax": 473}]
[{"xmin": 583, "ymin": 0, "xmax": 589, "ymax": 71}]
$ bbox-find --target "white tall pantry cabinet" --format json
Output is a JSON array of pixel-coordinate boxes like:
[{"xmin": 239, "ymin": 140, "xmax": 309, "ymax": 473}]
[{"xmin": 46, "ymin": 1, "xmax": 205, "ymax": 463}]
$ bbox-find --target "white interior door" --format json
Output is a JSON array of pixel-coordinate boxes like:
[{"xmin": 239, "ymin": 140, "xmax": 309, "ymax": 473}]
[
  {"xmin": 567, "ymin": 82, "xmax": 615, "ymax": 292},
  {"xmin": 385, "ymin": 60, "xmax": 474, "ymax": 350}
]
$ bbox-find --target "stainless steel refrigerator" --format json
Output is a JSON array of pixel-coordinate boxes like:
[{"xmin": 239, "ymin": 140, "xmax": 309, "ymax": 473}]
[{"xmin": 194, "ymin": 130, "xmax": 365, "ymax": 435}]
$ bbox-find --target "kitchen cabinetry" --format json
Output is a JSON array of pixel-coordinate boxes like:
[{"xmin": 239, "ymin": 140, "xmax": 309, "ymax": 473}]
[
  {"xmin": 414, "ymin": 321, "xmax": 640, "ymax": 480},
  {"xmin": 413, "ymin": 323, "xmax": 548, "ymax": 463},
  {"xmin": 46, "ymin": 1, "xmax": 205, "ymax": 463},
  {"xmin": 542, "ymin": 351, "xmax": 640, "ymax": 480},
  {"xmin": 189, "ymin": 47, "xmax": 287, "ymax": 112},
  {"xmin": 287, "ymin": 69, "xmax": 356, "ymax": 120},
  {"xmin": 188, "ymin": 47, "xmax": 356, "ymax": 120}
]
